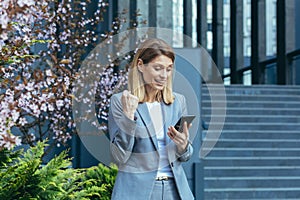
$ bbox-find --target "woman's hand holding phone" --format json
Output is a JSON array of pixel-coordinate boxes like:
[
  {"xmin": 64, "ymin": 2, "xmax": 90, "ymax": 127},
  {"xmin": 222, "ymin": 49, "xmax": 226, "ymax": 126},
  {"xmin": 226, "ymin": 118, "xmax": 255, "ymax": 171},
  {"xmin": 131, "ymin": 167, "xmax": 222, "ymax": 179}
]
[{"xmin": 167, "ymin": 115, "xmax": 195, "ymax": 154}]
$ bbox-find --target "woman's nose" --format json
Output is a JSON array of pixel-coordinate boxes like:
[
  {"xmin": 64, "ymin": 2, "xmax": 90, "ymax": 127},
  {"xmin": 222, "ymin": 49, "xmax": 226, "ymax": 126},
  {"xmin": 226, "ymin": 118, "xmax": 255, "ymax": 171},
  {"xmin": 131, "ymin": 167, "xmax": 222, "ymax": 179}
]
[{"xmin": 160, "ymin": 69, "xmax": 167, "ymax": 78}]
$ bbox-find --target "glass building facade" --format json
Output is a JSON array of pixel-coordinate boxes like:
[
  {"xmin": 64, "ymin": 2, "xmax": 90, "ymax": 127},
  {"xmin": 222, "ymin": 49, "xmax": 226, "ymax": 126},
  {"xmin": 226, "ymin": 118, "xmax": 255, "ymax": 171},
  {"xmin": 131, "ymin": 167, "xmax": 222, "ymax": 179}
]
[{"xmin": 115, "ymin": 0, "xmax": 300, "ymax": 85}]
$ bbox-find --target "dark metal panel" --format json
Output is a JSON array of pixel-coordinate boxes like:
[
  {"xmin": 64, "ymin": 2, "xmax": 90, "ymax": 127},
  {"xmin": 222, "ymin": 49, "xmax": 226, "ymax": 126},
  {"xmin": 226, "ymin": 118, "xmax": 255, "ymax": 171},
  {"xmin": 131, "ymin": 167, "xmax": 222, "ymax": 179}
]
[
  {"xmin": 285, "ymin": 0, "xmax": 296, "ymax": 84},
  {"xmin": 148, "ymin": 0, "xmax": 157, "ymax": 37},
  {"xmin": 148, "ymin": 0, "xmax": 157, "ymax": 27},
  {"xmin": 129, "ymin": 0, "xmax": 137, "ymax": 24},
  {"xmin": 230, "ymin": 0, "xmax": 243, "ymax": 84},
  {"xmin": 251, "ymin": 0, "xmax": 259, "ymax": 84},
  {"xmin": 276, "ymin": 0, "xmax": 287, "ymax": 84},
  {"xmin": 251, "ymin": 0, "xmax": 266, "ymax": 84},
  {"xmin": 109, "ymin": 0, "xmax": 118, "ymax": 24},
  {"xmin": 212, "ymin": 0, "xmax": 224, "ymax": 80},
  {"xmin": 197, "ymin": 0, "xmax": 207, "ymax": 48},
  {"xmin": 183, "ymin": 0, "xmax": 193, "ymax": 47},
  {"xmin": 194, "ymin": 162, "xmax": 204, "ymax": 200}
]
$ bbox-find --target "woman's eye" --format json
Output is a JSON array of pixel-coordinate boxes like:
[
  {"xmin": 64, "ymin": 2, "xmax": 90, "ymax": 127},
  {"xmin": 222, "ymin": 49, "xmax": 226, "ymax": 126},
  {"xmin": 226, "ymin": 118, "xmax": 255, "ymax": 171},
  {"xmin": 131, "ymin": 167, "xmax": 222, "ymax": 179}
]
[{"xmin": 154, "ymin": 66, "xmax": 161, "ymax": 70}]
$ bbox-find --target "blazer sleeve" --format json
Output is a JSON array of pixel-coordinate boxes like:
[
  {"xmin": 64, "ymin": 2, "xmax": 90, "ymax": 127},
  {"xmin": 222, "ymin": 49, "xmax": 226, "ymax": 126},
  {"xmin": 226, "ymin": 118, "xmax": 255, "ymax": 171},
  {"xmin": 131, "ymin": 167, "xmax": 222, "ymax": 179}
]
[
  {"xmin": 175, "ymin": 93, "xmax": 194, "ymax": 162},
  {"xmin": 108, "ymin": 94, "xmax": 136, "ymax": 164},
  {"xmin": 177, "ymin": 142, "xmax": 193, "ymax": 162}
]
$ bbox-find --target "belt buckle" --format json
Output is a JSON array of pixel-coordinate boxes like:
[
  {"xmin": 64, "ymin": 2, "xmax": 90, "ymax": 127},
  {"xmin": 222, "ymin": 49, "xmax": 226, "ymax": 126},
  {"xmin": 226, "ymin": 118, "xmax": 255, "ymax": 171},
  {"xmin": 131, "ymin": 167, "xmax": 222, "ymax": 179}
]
[{"xmin": 156, "ymin": 176, "xmax": 169, "ymax": 181}]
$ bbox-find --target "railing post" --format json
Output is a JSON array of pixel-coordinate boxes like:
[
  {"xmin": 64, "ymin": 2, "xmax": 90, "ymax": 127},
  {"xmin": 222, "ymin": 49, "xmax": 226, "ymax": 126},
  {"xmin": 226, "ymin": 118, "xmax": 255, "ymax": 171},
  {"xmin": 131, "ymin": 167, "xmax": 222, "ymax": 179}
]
[
  {"xmin": 212, "ymin": 0, "xmax": 224, "ymax": 79},
  {"xmin": 194, "ymin": 162, "xmax": 204, "ymax": 200},
  {"xmin": 230, "ymin": 0, "xmax": 243, "ymax": 84},
  {"xmin": 251, "ymin": 0, "xmax": 266, "ymax": 84},
  {"xmin": 197, "ymin": 0, "xmax": 207, "ymax": 49},
  {"xmin": 184, "ymin": 0, "xmax": 193, "ymax": 47},
  {"xmin": 277, "ymin": 0, "xmax": 287, "ymax": 84}
]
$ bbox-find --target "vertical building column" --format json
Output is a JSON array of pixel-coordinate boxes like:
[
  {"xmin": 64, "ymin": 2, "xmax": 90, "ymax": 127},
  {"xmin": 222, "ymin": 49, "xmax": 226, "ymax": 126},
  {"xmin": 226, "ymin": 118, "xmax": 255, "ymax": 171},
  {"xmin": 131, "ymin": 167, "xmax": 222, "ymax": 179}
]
[
  {"xmin": 148, "ymin": 0, "xmax": 157, "ymax": 37},
  {"xmin": 276, "ymin": 0, "xmax": 287, "ymax": 84},
  {"xmin": 183, "ymin": 0, "xmax": 193, "ymax": 47},
  {"xmin": 109, "ymin": 0, "xmax": 118, "ymax": 25},
  {"xmin": 129, "ymin": 0, "xmax": 137, "ymax": 26},
  {"xmin": 285, "ymin": 0, "xmax": 295, "ymax": 84},
  {"xmin": 251, "ymin": 0, "xmax": 266, "ymax": 84},
  {"xmin": 212, "ymin": 0, "xmax": 224, "ymax": 80},
  {"xmin": 230, "ymin": 0, "xmax": 243, "ymax": 84},
  {"xmin": 197, "ymin": 0, "xmax": 207, "ymax": 49}
]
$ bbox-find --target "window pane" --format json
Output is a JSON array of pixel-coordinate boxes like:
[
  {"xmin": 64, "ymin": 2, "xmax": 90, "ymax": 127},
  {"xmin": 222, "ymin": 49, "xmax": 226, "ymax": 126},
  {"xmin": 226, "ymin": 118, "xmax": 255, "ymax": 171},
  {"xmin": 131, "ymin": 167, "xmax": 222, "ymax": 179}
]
[
  {"xmin": 172, "ymin": 0, "xmax": 184, "ymax": 47},
  {"xmin": 266, "ymin": 0, "xmax": 277, "ymax": 57}
]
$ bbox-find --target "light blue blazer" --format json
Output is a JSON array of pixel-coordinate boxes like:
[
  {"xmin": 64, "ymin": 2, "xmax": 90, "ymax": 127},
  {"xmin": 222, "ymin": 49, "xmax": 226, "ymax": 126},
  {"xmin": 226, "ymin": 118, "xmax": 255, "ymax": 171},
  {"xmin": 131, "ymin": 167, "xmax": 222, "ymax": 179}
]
[{"xmin": 108, "ymin": 92, "xmax": 194, "ymax": 200}]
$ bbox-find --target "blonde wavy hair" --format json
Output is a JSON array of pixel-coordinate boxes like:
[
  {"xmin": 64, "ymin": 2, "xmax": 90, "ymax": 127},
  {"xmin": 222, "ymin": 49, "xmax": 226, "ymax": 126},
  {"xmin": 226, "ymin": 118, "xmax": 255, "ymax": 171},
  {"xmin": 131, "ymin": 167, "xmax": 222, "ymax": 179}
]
[{"xmin": 128, "ymin": 38, "xmax": 175, "ymax": 104}]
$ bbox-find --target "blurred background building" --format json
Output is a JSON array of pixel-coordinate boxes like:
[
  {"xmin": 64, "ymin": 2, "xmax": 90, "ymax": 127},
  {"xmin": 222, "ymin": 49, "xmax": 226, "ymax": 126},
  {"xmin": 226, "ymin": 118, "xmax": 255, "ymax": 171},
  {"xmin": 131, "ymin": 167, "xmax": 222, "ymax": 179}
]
[
  {"xmin": 112, "ymin": 0, "xmax": 300, "ymax": 86},
  {"xmin": 75, "ymin": 0, "xmax": 300, "ymax": 199}
]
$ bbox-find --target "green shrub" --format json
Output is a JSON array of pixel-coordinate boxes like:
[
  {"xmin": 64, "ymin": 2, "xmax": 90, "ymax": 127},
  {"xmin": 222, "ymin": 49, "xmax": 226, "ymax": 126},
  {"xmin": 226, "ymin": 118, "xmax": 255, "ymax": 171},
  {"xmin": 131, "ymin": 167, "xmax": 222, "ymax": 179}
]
[{"xmin": 0, "ymin": 142, "xmax": 117, "ymax": 200}]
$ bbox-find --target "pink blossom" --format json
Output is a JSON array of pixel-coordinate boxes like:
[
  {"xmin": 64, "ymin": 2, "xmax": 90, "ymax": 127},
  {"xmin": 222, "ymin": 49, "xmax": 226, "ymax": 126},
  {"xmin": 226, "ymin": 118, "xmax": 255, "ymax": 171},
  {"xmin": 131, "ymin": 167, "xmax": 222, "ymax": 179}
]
[
  {"xmin": 41, "ymin": 103, "xmax": 48, "ymax": 112},
  {"xmin": 17, "ymin": 0, "xmax": 35, "ymax": 7},
  {"xmin": 0, "ymin": 0, "xmax": 137, "ymax": 151},
  {"xmin": 48, "ymin": 104, "xmax": 54, "ymax": 112},
  {"xmin": 11, "ymin": 110, "xmax": 20, "ymax": 122},
  {"xmin": 19, "ymin": 117, "xmax": 27, "ymax": 126}
]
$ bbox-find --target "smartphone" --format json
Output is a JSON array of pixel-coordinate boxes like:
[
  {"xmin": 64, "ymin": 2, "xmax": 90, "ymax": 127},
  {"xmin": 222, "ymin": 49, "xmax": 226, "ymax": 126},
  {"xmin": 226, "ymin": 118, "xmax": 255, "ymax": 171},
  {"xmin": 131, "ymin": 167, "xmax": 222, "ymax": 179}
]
[{"xmin": 174, "ymin": 115, "xmax": 195, "ymax": 132}]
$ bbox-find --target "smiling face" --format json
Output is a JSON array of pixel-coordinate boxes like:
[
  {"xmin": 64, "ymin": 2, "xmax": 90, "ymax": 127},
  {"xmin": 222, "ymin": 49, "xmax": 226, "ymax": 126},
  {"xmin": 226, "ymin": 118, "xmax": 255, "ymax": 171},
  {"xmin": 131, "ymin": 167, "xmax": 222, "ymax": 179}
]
[
  {"xmin": 128, "ymin": 38, "xmax": 175, "ymax": 104},
  {"xmin": 138, "ymin": 55, "xmax": 173, "ymax": 100}
]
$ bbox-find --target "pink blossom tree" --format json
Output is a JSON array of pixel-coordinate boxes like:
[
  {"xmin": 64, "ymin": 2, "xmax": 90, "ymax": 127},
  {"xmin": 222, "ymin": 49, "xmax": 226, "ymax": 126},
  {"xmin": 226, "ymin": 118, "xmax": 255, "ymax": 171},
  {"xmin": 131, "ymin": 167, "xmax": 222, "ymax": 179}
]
[{"xmin": 0, "ymin": 0, "xmax": 145, "ymax": 151}]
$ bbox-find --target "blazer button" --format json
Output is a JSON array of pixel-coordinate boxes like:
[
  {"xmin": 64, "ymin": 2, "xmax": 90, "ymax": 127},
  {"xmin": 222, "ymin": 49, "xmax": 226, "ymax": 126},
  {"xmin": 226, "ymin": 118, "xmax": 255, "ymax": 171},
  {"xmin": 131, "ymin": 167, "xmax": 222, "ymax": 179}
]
[{"xmin": 171, "ymin": 162, "xmax": 174, "ymax": 167}]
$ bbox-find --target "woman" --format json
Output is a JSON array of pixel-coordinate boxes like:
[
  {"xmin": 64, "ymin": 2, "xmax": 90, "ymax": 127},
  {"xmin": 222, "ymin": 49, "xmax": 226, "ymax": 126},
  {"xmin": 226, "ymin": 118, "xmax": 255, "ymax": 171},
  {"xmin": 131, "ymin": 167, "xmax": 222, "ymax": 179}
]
[{"xmin": 108, "ymin": 38, "xmax": 194, "ymax": 200}]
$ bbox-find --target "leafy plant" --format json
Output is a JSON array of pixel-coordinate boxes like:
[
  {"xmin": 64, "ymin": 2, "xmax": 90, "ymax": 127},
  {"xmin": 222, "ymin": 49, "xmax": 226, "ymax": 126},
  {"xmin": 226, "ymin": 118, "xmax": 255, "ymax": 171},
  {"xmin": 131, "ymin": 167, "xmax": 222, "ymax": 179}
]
[{"xmin": 0, "ymin": 141, "xmax": 117, "ymax": 199}]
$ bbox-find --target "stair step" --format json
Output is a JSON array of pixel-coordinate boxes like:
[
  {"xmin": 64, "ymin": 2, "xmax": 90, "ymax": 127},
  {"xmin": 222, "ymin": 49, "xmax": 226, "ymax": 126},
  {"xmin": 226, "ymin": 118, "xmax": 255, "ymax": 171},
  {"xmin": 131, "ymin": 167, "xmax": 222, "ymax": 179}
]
[
  {"xmin": 202, "ymin": 86, "xmax": 300, "ymax": 96},
  {"xmin": 202, "ymin": 131, "xmax": 300, "ymax": 140},
  {"xmin": 202, "ymin": 115, "xmax": 300, "ymax": 123},
  {"xmin": 202, "ymin": 94, "xmax": 300, "ymax": 101},
  {"xmin": 201, "ymin": 84, "xmax": 300, "ymax": 199},
  {"xmin": 204, "ymin": 149, "xmax": 300, "ymax": 157},
  {"xmin": 205, "ymin": 176, "xmax": 300, "ymax": 180},
  {"xmin": 202, "ymin": 107, "xmax": 300, "ymax": 115},
  {"xmin": 204, "ymin": 188, "xmax": 300, "ymax": 199},
  {"xmin": 203, "ymin": 159, "xmax": 300, "ymax": 168},
  {"xmin": 205, "ymin": 166, "xmax": 300, "ymax": 170},
  {"xmin": 203, "ymin": 139, "xmax": 300, "ymax": 148},
  {"xmin": 202, "ymin": 123, "xmax": 300, "ymax": 130},
  {"xmin": 203, "ymin": 83, "xmax": 300, "ymax": 90},
  {"xmin": 205, "ymin": 178, "xmax": 300, "ymax": 189},
  {"xmin": 202, "ymin": 100, "xmax": 300, "ymax": 108}
]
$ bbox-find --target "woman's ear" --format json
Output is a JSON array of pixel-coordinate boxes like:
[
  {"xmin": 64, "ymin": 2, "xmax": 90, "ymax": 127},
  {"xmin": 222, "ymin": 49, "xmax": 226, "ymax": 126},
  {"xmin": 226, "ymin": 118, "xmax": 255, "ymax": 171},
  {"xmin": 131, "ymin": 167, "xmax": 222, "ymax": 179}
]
[{"xmin": 137, "ymin": 59, "xmax": 144, "ymax": 73}]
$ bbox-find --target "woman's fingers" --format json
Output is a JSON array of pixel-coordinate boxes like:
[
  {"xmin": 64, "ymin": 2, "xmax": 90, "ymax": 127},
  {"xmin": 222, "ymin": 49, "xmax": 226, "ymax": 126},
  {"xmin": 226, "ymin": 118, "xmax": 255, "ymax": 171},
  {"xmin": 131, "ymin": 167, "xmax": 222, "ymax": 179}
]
[
  {"xmin": 121, "ymin": 90, "xmax": 139, "ymax": 120},
  {"xmin": 168, "ymin": 126, "xmax": 187, "ymax": 143},
  {"xmin": 167, "ymin": 122, "xmax": 192, "ymax": 152},
  {"xmin": 182, "ymin": 121, "xmax": 192, "ymax": 137}
]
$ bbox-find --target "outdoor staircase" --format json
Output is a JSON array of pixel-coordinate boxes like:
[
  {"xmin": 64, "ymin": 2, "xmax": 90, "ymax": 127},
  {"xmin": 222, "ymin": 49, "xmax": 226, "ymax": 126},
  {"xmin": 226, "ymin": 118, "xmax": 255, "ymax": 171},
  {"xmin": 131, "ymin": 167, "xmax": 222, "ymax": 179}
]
[{"xmin": 201, "ymin": 84, "xmax": 300, "ymax": 199}]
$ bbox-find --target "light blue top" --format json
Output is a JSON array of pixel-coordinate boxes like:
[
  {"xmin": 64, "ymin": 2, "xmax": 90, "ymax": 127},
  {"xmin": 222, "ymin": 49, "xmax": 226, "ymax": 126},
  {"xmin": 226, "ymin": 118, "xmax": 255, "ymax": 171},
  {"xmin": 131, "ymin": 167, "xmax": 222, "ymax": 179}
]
[{"xmin": 146, "ymin": 101, "xmax": 173, "ymax": 178}]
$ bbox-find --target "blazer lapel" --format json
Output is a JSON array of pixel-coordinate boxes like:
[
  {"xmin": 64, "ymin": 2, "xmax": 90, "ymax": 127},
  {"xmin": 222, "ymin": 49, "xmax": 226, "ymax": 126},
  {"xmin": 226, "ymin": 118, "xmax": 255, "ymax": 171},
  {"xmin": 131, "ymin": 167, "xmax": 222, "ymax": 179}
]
[{"xmin": 136, "ymin": 103, "xmax": 159, "ymax": 150}]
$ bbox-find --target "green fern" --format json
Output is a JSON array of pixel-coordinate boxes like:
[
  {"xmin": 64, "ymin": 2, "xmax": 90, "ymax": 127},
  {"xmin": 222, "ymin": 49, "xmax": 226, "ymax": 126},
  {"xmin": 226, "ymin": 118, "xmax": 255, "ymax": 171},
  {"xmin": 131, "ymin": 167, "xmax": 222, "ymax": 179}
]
[{"xmin": 0, "ymin": 141, "xmax": 117, "ymax": 200}]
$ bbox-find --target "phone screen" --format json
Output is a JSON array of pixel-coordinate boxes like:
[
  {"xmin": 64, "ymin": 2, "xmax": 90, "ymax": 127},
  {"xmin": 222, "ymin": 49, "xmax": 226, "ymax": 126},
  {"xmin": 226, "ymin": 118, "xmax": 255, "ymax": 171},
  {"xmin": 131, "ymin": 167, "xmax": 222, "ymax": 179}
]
[{"xmin": 174, "ymin": 115, "xmax": 195, "ymax": 132}]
